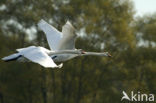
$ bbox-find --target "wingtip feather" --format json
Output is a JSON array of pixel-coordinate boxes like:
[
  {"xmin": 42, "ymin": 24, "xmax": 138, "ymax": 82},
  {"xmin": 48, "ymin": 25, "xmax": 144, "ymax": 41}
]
[{"xmin": 38, "ymin": 19, "xmax": 46, "ymax": 27}]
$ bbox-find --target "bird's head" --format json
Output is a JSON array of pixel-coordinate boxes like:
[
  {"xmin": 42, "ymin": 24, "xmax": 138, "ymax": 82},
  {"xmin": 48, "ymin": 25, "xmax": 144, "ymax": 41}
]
[
  {"xmin": 77, "ymin": 49, "xmax": 86, "ymax": 54},
  {"xmin": 104, "ymin": 52, "xmax": 112, "ymax": 57}
]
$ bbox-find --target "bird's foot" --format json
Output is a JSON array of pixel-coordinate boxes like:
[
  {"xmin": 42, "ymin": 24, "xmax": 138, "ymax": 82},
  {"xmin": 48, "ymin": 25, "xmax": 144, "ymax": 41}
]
[{"xmin": 58, "ymin": 63, "xmax": 63, "ymax": 68}]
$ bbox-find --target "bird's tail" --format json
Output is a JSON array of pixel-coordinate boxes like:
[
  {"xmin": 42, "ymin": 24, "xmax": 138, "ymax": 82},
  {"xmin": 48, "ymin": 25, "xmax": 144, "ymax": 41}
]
[{"xmin": 2, "ymin": 53, "xmax": 21, "ymax": 62}]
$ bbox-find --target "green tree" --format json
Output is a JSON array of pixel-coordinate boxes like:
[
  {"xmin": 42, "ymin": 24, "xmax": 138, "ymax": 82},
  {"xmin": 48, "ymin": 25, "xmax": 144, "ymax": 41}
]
[{"xmin": 1, "ymin": 0, "xmax": 155, "ymax": 103}]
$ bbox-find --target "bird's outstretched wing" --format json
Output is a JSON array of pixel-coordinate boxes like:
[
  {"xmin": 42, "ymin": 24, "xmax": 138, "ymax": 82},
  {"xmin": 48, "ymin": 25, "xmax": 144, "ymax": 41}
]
[
  {"xmin": 18, "ymin": 46, "xmax": 61, "ymax": 68},
  {"xmin": 57, "ymin": 21, "xmax": 77, "ymax": 50},
  {"xmin": 38, "ymin": 19, "xmax": 62, "ymax": 51},
  {"xmin": 38, "ymin": 20, "xmax": 77, "ymax": 50}
]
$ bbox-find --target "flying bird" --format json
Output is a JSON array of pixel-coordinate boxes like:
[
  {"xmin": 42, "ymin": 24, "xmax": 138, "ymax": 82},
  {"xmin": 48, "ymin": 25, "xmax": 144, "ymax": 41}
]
[{"xmin": 2, "ymin": 20, "xmax": 111, "ymax": 68}]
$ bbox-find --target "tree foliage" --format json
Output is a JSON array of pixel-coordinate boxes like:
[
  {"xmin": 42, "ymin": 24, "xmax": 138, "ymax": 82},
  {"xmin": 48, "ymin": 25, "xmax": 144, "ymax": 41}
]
[{"xmin": 0, "ymin": 0, "xmax": 155, "ymax": 103}]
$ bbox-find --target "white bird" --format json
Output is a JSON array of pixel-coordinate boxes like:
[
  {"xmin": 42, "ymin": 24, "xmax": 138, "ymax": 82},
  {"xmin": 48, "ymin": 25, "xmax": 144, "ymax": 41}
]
[{"xmin": 2, "ymin": 19, "xmax": 112, "ymax": 68}]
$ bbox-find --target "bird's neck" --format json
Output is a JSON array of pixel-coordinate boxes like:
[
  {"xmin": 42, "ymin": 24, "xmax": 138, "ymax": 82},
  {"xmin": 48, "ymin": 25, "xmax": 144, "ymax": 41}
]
[
  {"xmin": 48, "ymin": 50, "xmax": 80, "ymax": 55},
  {"xmin": 80, "ymin": 52, "xmax": 107, "ymax": 56}
]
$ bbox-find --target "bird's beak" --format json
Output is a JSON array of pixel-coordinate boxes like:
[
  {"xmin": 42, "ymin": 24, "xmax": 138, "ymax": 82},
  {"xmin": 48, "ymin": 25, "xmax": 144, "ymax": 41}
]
[
  {"xmin": 81, "ymin": 50, "xmax": 86, "ymax": 54},
  {"xmin": 108, "ymin": 53, "xmax": 112, "ymax": 57}
]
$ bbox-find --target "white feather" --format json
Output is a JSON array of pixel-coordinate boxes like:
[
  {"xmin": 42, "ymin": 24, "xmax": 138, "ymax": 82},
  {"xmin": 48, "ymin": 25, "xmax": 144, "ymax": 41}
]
[
  {"xmin": 38, "ymin": 19, "xmax": 62, "ymax": 50},
  {"xmin": 57, "ymin": 21, "xmax": 76, "ymax": 50},
  {"xmin": 18, "ymin": 46, "xmax": 59, "ymax": 68},
  {"xmin": 38, "ymin": 20, "xmax": 77, "ymax": 50}
]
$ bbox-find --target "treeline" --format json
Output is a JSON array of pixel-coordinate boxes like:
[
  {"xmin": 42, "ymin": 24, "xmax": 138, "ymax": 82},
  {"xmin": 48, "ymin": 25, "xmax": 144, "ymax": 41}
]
[{"xmin": 0, "ymin": 0, "xmax": 156, "ymax": 103}]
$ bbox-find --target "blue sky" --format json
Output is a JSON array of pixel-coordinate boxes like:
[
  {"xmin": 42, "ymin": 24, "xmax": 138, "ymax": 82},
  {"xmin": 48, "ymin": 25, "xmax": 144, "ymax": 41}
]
[{"xmin": 133, "ymin": 0, "xmax": 156, "ymax": 16}]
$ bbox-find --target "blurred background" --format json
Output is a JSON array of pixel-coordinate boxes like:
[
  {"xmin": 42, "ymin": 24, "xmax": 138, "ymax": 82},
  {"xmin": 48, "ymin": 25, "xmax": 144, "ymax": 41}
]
[{"xmin": 0, "ymin": 0, "xmax": 156, "ymax": 103}]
